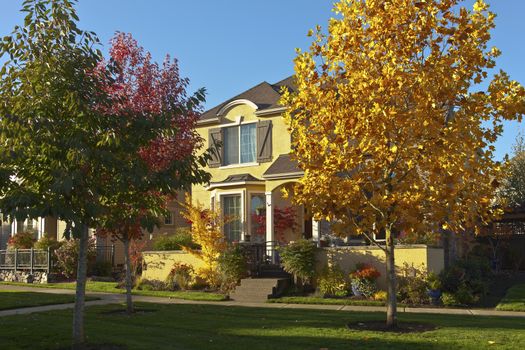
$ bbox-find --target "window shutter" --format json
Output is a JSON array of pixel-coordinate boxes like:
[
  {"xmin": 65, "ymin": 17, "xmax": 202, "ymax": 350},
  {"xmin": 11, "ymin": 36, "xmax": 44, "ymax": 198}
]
[
  {"xmin": 257, "ymin": 120, "xmax": 272, "ymax": 163},
  {"xmin": 208, "ymin": 128, "xmax": 222, "ymax": 168}
]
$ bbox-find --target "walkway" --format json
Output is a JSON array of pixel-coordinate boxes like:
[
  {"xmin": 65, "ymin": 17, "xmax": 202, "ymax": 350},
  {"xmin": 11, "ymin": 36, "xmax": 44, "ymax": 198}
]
[{"xmin": 1, "ymin": 284, "xmax": 524, "ymax": 318}]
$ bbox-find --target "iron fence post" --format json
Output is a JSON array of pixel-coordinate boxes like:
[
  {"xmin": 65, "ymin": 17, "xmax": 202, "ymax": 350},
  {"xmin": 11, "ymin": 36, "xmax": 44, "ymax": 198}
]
[
  {"xmin": 14, "ymin": 248, "xmax": 18, "ymax": 272},
  {"xmin": 47, "ymin": 246, "xmax": 51, "ymax": 274},
  {"xmin": 30, "ymin": 248, "xmax": 34, "ymax": 275}
]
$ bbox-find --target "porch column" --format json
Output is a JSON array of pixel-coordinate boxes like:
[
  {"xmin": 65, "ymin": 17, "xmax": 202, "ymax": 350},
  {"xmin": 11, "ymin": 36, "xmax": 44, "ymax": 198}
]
[
  {"xmin": 265, "ymin": 191, "xmax": 275, "ymax": 262},
  {"xmin": 38, "ymin": 217, "xmax": 45, "ymax": 239},
  {"xmin": 11, "ymin": 219, "xmax": 18, "ymax": 235},
  {"xmin": 312, "ymin": 219, "xmax": 321, "ymax": 247}
]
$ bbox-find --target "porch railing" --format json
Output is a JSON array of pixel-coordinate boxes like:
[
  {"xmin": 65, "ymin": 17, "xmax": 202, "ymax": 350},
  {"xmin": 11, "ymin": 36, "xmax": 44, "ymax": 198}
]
[
  {"xmin": 239, "ymin": 241, "xmax": 280, "ymax": 276},
  {"xmin": 0, "ymin": 248, "xmax": 51, "ymax": 274},
  {"xmin": 96, "ymin": 244, "xmax": 115, "ymax": 267}
]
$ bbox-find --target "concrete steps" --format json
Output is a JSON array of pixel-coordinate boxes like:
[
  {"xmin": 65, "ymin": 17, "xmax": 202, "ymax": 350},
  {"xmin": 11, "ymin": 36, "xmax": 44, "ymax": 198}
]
[{"xmin": 229, "ymin": 278, "xmax": 289, "ymax": 303}]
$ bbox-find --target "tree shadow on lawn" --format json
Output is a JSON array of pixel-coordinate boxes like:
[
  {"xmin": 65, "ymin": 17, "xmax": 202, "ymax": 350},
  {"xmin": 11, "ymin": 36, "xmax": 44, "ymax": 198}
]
[{"xmin": 0, "ymin": 303, "xmax": 524, "ymax": 350}]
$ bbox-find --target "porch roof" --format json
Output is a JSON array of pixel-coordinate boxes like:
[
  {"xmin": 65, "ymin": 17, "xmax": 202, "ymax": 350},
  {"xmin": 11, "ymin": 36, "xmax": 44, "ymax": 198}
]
[
  {"xmin": 263, "ymin": 154, "xmax": 303, "ymax": 180},
  {"xmin": 208, "ymin": 173, "xmax": 265, "ymax": 190}
]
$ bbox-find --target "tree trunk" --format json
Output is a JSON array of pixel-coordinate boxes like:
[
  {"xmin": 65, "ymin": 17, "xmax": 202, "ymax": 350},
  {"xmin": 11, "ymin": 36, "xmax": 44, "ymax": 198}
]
[
  {"xmin": 123, "ymin": 237, "xmax": 134, "ymax": 315},
  {"xmin": 385, "ymin": 226, "xmax": 398, "ymax": 329},
  {"xmin": 72, "ymin": 225, "xmax": 89, "ymax": 348},
  {"xmin": 442, "ymin": 227, "xmax": 450, "ymax": 269}
]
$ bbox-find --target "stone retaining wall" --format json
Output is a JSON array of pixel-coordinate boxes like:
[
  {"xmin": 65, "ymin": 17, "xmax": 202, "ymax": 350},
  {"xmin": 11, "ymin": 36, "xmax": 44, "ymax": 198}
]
[{"xmin": 0, "ymin": 270, "xmax": 49, "ymax": 284}]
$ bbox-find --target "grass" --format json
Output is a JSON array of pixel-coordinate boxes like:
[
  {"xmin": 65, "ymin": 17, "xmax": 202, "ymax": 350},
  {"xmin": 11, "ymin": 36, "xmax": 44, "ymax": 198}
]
[
  {"xmin": 496, "ymin": 283, "xmax": 525, "ymax": 311},
  {"xmin": 268, "ymin": 296, "xmax": 387, "ymax": 306},
  {"xmin": 0, "ymin": 302, "xmax": 524, "ymax": 349},
  {"xmin": 0, "ymin": 281, "xmax": 227, "ymax": 302},
  {"xmin": 0, "ymin": 290, "xmax": 98, "ymax": 311}
]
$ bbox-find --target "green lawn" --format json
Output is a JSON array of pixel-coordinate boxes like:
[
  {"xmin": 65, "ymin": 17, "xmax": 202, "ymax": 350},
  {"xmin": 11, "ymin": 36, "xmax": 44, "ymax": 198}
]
[
  {"xmin": 496, "ymin": 283, "xmax": 525, "ymax": 312},
  {"xmin": 0, "ymin": 281, "xmax": 227, "ymax": 302},
  {"xmin": 0, "ymin": 290, "xmax": 98, "ymax": 311},
  {"xmin": 268, "ymin": 296, "xmax": 387, "ymax": 306},
  {"xmin": 0, "ymin": 302, "xmax": 524, "ymax": 349}
]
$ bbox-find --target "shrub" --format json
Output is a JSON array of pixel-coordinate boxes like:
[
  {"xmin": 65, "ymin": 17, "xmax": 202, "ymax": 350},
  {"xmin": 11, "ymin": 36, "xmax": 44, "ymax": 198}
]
[
  {"xmin": 426, "ymin": 272, "xmax": 442, "ymax": 290},
  {"xmin": 349, "ymin": 263, "xmax": 380, "ymax": 298},
  {"xmin": 34, "ymin": 234, "xmax": 62, "ymax": 251},
  {"xmin": 441, "ymin": 292, "xmax": 459, "ymax": 306},
  {"xmin": 454, "ymin": 283, "xmax": 479, "ymax": 305},
  {"xmin": 166, "ymin": 262, "xmax": 195, "ymax": 291},
  {"xmin": 439, "ymin": 255, "xmax": 491, "ymax": 304},
  {"xmin": 318, "ymin": 264, "xmax": 348, "ymax": 297},
  {"xmin": 135, "ymin": 278, "xmax": 167, "ymax": 291},
  {"xmin": 279, "ymin": 239, "xmax": 317, "ymax": 284},
  {"xmin": 373, "ymin": 290, "xmax": 388, "ymax": 302},
  {"xmin": 152, "ymin": 228, "xmax": 198, "ymax": 251},
  {"xmin": 397, "ymin": 263, "xmax": 429, "ymax": 305},
  {"xmin": 54, "ymin": 238, "xmax": 96, "ymax": 278},
  {"xmin": 7, "ymin": 231, "xmax": 36, "ymax": 249},
  {"xmin": 218, "ymin": 246, "xmax": 248, "ymax": 292}
]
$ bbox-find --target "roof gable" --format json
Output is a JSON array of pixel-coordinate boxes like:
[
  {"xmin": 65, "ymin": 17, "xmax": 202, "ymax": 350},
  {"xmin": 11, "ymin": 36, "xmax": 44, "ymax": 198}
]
[{"xmin": 200, "ymin": 76, "xmax": 295, "ymax": 122}]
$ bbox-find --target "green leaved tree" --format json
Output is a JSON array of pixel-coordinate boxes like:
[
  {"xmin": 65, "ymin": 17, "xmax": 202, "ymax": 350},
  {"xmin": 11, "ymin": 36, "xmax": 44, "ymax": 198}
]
[{"xmin": 0, "ymin": 0, "xmax": 211, "ymax": 346}]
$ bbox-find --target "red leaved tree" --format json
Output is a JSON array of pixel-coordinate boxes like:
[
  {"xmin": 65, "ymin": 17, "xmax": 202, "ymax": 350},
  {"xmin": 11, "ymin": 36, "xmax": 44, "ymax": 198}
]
[
  {"xmin": 94, "ymin": 33, "xmax": 211, "ymax": 314},
  {"xmin": 252, "ymin": 206, "xmax": 299, "ymax": 243}
]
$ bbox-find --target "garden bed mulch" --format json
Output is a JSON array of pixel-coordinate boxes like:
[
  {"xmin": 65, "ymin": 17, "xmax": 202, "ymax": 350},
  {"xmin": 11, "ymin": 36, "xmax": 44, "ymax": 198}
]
[{"xmin": 346, "ymin": 321, "xmax": 438, "ymax": 333}]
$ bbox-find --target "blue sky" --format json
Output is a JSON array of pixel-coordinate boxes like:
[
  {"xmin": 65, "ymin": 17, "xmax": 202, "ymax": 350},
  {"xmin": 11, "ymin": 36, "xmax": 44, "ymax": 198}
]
[{"xmin": 1, "ymin": 0, "xmax": 523, "ymax": 159}]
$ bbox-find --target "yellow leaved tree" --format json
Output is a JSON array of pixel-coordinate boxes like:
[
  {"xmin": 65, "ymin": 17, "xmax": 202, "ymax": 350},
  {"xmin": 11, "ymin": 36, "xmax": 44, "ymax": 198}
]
[
  {"xmin": 180, "ymin": 195, "xmax": 227, "ymax": 288},
  {"xmin": 282, "ymin": 0, "xmax": 525, "ymax": 328}
]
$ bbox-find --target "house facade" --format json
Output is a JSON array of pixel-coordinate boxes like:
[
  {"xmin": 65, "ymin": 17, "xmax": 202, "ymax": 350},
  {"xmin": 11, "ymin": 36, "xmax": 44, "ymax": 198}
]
[
  {"xmin": 1, "ymin": 197, "xmax": 188, "ymax": 266},
  {"xmin": 192, "ymin": 77, "xmax": 325, "ymax": 247}
]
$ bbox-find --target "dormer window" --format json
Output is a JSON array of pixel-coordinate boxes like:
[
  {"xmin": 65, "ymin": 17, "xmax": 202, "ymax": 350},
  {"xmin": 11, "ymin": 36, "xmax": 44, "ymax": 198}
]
[{"xmin": 224, "ymin": 123, "xmax": 256, "ymax": 165}]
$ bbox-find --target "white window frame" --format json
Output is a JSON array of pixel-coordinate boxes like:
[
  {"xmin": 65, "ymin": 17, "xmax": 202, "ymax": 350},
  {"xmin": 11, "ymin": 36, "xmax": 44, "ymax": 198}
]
[
  {"xmin": 220, "ymin": 118, "xmax": 258, "ymax": 168},
  {"xmin": 218, "ymin": 190, "xmax": 245, "ymax": 241}
]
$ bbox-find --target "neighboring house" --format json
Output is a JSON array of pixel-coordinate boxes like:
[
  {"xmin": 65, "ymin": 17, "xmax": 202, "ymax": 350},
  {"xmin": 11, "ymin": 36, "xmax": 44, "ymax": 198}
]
[
  {"xmin": 2, "ymin": 195, "xmax": 188, "ymax": 265},
  {"xmin": 192, "ymin": 77, "xmax": 325, "ymax": 247}
]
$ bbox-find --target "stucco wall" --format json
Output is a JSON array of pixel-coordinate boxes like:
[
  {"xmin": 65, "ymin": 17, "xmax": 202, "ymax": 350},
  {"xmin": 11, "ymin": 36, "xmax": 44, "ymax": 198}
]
[
  {"xmin": 316, "ymin": 245, "xmax": 444, "ymax": 289},
  {"xmin": 192, "ymin": 105, "xmax": 292, "ymax": 208},
  {"xmin": 142, "ymin": 245, "xmax": 444, "ymax": 288},
  {"xmin": 142, "ymin": 251, "xmax": 205, "ymax": 281}
]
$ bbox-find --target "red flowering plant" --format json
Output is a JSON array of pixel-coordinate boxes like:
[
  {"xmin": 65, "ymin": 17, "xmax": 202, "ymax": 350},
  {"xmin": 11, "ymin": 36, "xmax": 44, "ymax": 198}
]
[
  {"xmin": 350, "ymin": 263, "xmax": 381, "ymax": 281},
  {"xmin": 350, "ymin": 263, "xmax": 381, "ymax": 298}
]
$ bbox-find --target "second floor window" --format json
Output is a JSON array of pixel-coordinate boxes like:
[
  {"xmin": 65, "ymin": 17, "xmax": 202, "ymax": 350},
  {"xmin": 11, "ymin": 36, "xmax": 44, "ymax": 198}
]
[{"xmin": 224, "ymin": 124, "xmax": 256, "ymax": 165}]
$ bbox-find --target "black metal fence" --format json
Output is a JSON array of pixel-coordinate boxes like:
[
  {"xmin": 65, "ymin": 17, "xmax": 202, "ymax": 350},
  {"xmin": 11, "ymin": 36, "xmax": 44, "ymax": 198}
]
[
  {"xmin": 0, "ymin": 245, "xmax": 116, "ymax": 275},
  {"xmin": 96, "ymin": 245, "xmax": 115, "ymax": 267},
  {"xmin": 0, "ymin": 248, "xmax": 51, "ymax": 273}
]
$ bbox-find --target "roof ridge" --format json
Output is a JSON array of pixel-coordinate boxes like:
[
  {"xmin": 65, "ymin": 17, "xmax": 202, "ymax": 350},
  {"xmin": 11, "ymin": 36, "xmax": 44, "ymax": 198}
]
[{"xmin": 202, "ymin": 81, "xmax": 271, "ymax": 115}]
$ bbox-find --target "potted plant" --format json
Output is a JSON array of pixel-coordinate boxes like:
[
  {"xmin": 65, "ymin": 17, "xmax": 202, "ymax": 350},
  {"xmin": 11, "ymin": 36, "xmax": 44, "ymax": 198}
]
[
  {"xmin": 426, "ymin": 272, "xmax": 442, "ymax": 305},
  {"xmin": 349, "ymin": 263, "xmax": 380, "ymax": 298}
]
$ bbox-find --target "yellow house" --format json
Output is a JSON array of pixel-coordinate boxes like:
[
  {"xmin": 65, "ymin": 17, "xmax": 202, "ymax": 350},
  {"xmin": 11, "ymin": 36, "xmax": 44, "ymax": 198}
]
[{"xmin": 192, "ymin": 77, "xmax": 320, "ymax": 251}]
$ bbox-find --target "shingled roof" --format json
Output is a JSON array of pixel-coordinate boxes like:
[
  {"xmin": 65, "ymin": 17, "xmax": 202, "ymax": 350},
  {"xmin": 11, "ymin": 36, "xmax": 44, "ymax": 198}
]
[
  {"xmin": 263, "ymin": 154, "xmax": 303, "ymax": 179},
  {"xmin": 200, "ymin": 76, "xmax": 295, "ymax": 122}
]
